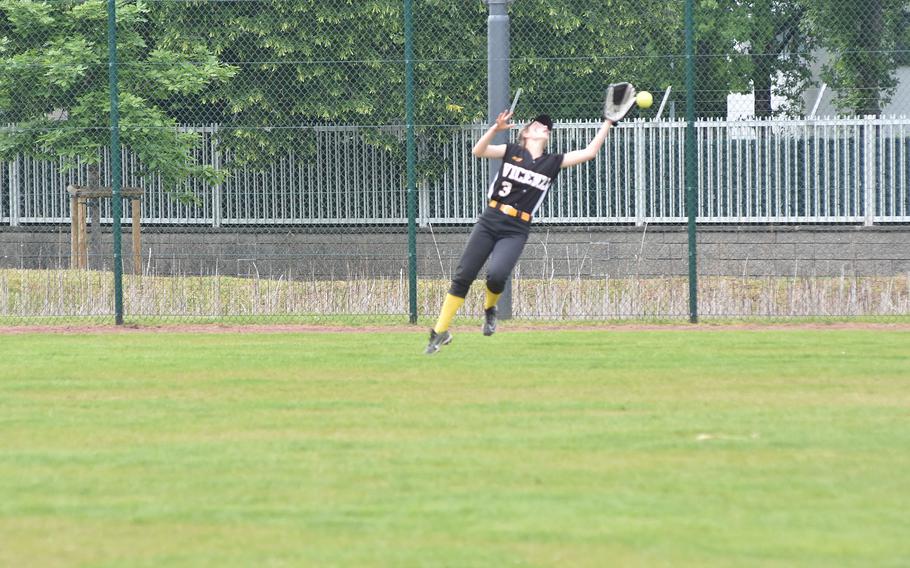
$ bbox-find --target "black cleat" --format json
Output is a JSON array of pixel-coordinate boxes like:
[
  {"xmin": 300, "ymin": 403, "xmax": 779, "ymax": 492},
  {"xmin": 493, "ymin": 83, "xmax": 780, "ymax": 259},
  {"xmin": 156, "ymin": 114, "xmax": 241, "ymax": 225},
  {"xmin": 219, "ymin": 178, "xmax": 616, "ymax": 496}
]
[
  {"xmin": 483, "ymin": 306, "xmax": 497, "ymax": 336},
  {"xmin": 424, "ymin": 329, "xmax": 453, "ymax": 355}
]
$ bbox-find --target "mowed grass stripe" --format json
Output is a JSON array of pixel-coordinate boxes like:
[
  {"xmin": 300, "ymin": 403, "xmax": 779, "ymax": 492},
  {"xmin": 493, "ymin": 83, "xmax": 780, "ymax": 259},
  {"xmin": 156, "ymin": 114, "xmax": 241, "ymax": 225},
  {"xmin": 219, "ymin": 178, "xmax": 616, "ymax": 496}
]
[{"xmin": 1, "ymin": 330, "xmax": 908, "ymax": 567}]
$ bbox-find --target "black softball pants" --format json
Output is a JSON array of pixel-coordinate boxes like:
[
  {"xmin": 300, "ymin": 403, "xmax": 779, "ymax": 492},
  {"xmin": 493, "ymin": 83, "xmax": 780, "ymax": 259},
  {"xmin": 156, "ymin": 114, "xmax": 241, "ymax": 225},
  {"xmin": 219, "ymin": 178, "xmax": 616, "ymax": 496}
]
[{"xmin": 448, "ymin": 211, "xmax": 530, "ymax": 298}]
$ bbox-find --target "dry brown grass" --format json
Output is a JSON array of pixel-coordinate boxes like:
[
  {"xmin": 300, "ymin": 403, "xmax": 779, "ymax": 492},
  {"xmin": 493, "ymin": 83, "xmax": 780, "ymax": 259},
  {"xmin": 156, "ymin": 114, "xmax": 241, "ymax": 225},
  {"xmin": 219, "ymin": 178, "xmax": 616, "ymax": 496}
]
[{"xmin": 0, "ymin": 269, "xmax": 907, "ymax": 320}]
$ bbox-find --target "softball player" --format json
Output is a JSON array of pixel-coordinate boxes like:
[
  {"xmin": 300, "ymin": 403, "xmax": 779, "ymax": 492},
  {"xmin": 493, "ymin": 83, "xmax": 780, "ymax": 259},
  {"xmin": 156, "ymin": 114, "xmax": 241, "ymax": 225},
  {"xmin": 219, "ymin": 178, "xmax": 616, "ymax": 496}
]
[{"xmin": 425, "ymin": 84, "xmax": 637, "ymax": 354}]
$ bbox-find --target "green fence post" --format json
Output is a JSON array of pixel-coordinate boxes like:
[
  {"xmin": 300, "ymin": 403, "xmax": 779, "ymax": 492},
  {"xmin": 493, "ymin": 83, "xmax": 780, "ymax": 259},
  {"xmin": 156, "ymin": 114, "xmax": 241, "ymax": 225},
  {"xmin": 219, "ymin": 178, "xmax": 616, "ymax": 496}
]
[
  {"xmin": 404, "ymin": 0, "xmax": 418, "ymax": 324},
  {"xmin": 107, "ymin": 0, "xmax": 124, "ymax": 325},
  {"xmin": 684, "ymin": 0, "xmax": 698, "ymax": 324}
]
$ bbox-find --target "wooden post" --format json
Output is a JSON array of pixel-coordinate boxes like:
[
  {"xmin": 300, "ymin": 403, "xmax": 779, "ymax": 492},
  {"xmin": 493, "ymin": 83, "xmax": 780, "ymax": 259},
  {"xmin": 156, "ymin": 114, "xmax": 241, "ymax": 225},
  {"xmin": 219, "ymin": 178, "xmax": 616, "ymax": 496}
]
[
  {"xmin": 86, "ymin": 167, "xmax": 99, "ymax": 270},
  {"xmin": 80, "ymin": 198, "xmax": 88, "ymax": 269},
  {"xmin": 69, "ymin": 191, "xmax": 89, "ymax": 269},
  {"xmin": 131, "ymin": 198, "xmax": 141, "ymax": 275},
  {"xmin": 67, "ymin": 179, "xmax": 143, "ymax": 272},
  {"xmin": 70, "ymin": 195, "xmax": 79, "ymax": 269},
  {"xmin": 89, "ymin": 198, "xmax": 101, "ymax": 269}
]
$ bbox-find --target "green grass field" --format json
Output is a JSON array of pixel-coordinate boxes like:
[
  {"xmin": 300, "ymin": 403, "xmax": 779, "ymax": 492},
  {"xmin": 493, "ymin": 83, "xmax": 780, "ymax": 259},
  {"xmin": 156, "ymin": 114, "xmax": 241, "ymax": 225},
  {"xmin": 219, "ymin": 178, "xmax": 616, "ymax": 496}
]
[{"xmin": 1, "ymin": 327, "xmax": 908, "ymax": 567}]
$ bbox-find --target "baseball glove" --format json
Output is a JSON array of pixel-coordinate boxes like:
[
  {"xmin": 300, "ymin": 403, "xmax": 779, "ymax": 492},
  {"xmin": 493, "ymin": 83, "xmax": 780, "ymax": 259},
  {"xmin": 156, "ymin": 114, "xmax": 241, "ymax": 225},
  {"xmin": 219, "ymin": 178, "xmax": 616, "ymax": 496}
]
[{"xmin": 603, "ymin": 82, "xmax": 637, "ymax": 124}]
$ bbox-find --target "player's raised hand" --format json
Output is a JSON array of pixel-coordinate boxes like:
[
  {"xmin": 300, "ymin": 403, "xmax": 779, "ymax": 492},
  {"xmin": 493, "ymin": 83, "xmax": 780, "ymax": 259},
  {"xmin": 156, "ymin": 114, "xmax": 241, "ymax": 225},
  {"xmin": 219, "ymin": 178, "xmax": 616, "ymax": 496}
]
[{"xmin": 493, "ymin": 110, "xmax": 513, "ymax": 131}]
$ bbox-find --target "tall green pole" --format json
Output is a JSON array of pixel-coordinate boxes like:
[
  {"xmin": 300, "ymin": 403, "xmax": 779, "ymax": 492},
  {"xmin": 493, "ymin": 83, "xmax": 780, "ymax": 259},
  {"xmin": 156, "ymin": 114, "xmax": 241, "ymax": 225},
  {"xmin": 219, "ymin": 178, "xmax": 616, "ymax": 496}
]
[
  {"xmin": 485, "ymin": 0, "xmax": 512, "ymax": 318},
  {"xmin": 684, "ymin": 0, "xmax": 698, "ymax": 323},
  {"xmin": 404, "ymin": 0, "xmax": 418, "ymax": 324},
  {"xmin": 107, "ymin": 0, "xmax": 124, "ymax": 325}
]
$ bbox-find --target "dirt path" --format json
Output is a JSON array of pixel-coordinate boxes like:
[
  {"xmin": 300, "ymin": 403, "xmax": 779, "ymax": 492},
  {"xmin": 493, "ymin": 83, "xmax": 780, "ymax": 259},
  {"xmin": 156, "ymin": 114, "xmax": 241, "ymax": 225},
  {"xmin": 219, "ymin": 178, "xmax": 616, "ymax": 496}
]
[{"xmin": 1, "ymin": 322, "xmax": 908, "ymax": 335}]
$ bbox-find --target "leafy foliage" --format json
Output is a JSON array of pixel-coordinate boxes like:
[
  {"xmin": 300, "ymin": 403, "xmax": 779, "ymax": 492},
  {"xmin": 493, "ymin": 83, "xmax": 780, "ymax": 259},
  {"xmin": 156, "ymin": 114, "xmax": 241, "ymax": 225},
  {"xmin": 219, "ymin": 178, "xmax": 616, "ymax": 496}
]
[
  {"xmin": 1, "ymin": 0, "xmax": 907, "ymax": 196},
  {"xmin": 806, "ymin": 0, "xmax": 907, "ymax": 115},
  {"xmin": 0, "ymin": 0, "xmax": 233, "ymax": 199}
]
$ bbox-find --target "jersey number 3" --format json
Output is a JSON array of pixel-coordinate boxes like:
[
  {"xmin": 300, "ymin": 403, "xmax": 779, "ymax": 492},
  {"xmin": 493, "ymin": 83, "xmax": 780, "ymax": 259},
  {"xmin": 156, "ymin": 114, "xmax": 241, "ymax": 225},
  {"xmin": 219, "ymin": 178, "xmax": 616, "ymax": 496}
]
[{"xmin": 498, "ymin": 181, "xmax": 513, "ymax": 197}]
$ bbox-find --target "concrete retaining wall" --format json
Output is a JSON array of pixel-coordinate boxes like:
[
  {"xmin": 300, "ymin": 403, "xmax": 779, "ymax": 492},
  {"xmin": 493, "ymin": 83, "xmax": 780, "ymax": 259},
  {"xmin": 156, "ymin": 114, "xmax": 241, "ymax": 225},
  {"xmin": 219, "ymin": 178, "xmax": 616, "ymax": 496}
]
[{"xmin": 1, "ymin": 225, "xmax": 907, "ymax": 278}]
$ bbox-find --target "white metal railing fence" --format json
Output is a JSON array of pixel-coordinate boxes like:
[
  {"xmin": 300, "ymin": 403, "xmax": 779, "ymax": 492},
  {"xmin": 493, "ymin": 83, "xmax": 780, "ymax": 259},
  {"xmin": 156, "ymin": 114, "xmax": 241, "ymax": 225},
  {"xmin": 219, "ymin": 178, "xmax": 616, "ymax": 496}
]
[
  {"xmin": 0, "ymin": 159, "xmax": 8, "ymax": 224},
  {"xmin": 2, "ymin": 117, "xmax": 908, "ymax": 227}
]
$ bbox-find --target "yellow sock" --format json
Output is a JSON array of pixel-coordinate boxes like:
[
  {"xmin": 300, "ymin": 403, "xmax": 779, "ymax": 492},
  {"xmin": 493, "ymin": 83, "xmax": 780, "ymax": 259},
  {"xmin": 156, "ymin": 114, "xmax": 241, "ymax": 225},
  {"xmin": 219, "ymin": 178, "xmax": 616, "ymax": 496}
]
[
  {"xmin": 433, "ymin": 294, "xmax": 465, "ymax": 333},
  {"xmin": 484, "ymin": 288, "xmax": 502, "ymax": 310}
]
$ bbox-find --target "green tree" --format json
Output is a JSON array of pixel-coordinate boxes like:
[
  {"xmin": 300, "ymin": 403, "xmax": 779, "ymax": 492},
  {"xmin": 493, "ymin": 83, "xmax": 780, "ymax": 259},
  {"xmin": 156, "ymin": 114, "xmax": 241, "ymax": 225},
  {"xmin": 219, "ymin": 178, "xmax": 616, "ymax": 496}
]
[
  {"xmin": 749, "ymin": 1, "xmax": 812, "ymax": 116},
  {"xmin": 153, "ymin": 0, "xmax": 687, "ymax": 170},
  {"xmin": 690, "ymin": 0, "xmax": 813, "ymax": 118},
  {"xmin": 0, "ymin": 0, "xmax": 234, "ymax": 198},
  {"xmin": 151, "ymin": 0, "xmax": 487, "ymax": 169},
  {"xmin": 693, "ymin": 0, "xmax": 753, "ymax": 117},
  {"xmin": 510, "ymin": 0, "xmax": 684, "ymax": 118},
  {"xmin": 688, "ymin": 0, "xmax": 907, "ymax": 118},
  {"xmin": 806, "ymin": 0, "xmax": 908, "ymax": 115}
]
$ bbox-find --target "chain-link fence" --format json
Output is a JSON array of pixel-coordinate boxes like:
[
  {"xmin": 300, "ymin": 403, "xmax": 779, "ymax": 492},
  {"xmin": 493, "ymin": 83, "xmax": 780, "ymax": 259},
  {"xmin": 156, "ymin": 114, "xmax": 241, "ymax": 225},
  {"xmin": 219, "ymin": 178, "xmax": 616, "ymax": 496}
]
[{"xmin": 0, "ymin": 0, "xmax": 908, "ymax": 324}]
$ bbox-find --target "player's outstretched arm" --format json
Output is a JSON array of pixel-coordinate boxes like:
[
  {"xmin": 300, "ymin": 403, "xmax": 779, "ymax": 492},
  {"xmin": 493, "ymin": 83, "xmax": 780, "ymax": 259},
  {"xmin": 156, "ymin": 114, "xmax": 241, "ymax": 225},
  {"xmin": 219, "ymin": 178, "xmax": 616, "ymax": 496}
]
[
  {"xmin": 560, "ymin": 119, "xmax": 612, "ymax": 168},
  {"xmin": 472, "ymin": 110, "xmax": 513, "ymax": 159}
]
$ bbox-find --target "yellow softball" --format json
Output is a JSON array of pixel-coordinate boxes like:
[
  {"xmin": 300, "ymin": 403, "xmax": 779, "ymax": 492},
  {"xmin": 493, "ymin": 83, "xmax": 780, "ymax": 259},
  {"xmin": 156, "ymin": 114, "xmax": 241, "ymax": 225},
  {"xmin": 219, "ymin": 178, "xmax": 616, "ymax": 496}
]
[{"xmin": 636, "ymin": 91, "xmax": 653, "ymax": 109}]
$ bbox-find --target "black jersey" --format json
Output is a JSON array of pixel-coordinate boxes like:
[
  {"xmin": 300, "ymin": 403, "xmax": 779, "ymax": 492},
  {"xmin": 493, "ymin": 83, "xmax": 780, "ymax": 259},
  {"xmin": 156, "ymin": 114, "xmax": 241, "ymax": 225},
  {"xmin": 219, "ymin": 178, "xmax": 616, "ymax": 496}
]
[{"xmin": 488, "ymin": 143, "xmax": 564, "ymax": 217}]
